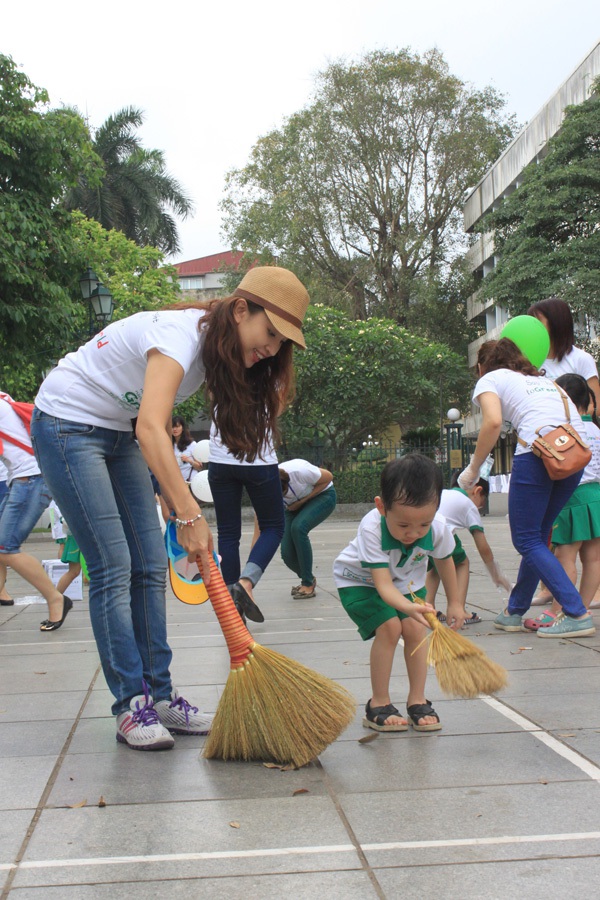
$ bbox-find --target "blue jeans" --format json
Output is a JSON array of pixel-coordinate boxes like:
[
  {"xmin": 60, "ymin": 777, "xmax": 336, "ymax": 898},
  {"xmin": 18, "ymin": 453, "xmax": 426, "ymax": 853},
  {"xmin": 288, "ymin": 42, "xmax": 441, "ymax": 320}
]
[
  {"xmin": 281, "ymin": 487, "xmax": 337, "ymax": 585},
  {"xmin": 0, "ymin": 474, "xmax": 53, "ymax": 554},
  {"xmin": 208, "ymin": 462, "xmax": 285, "ymax": 586},
  {"xmin": 31, "ymin": 410, "xmax": 172, "ymax": 715},
  {"xmin": 508, "ymin": 452, "xmax": 586, "ymax": 617}
]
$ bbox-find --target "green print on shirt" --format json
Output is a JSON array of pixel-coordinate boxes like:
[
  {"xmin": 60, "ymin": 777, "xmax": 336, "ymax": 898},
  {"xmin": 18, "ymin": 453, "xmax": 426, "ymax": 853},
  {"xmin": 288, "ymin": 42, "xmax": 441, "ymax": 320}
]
[
  {"xmin": 525, "ymin": 385, "xmax": 558, "ymax": 395},
  {"xmin": 121, "ymin": 391, "xmax": 142, "ymax": 410}
]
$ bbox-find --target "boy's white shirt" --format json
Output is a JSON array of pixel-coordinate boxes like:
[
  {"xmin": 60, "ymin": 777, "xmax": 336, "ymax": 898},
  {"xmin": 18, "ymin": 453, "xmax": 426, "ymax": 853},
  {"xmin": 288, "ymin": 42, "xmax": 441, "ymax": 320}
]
[
  {"xmin": 36, "ymin": 309, "xmax": 206, "ymax": 431},
  {"xmin": 472, "ymin": 369, "xmax": 585, "ymax": 457},
  {"xmin": 438, "ymin": 488, "xmax": 484, "ymax": 535},
  {"xmin": 333, "ymin": 508, "xmax": 454, "ymax": 594}
]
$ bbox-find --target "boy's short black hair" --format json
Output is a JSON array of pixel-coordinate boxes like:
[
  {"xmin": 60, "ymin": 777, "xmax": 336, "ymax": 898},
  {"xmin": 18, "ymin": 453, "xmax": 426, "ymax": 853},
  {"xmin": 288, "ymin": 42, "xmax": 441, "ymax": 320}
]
[
  {"xmin": 380, "ymin": 453, "xmax": 443, "ymax": 510},
  {"xmin": 450, "ymin": 470, "xmax": 490, "ymax": 497}
]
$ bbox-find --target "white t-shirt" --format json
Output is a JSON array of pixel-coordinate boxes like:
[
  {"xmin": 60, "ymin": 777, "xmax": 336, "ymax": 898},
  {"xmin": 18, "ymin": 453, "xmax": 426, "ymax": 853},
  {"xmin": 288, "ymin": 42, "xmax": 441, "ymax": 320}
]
[
  {"xmin": 580, "ymin": 418, "xmax": 600, "ymax": 485},
  {"xmin": 279, "ymin": 458, "xmax": 333, "ymax": 507},
  {"xmin": 209, "ymin": 421, "xmax": 278, "ymax": 466},
  {"xmin": 173, "ymin": 441, "xmax": 197, "ymax": 482},
  {"xmin": 541, "ymin": 346, "xmax": 598, "ymax": 382},
  {"xmin": 0, "ymin": 396, "xmax": 41, "ymax": 483},
  {"xmin": 36, "ymin": 309, "xmax": 206, "ymax": 431},
  {"xmin": 333, "ymin": 508, "xmax": 454, "ymax": 595},
  {"xmin": 0, "ymin": 460, "xmax": 7, "ymax": 484},
  {"xmin": 473, "ymin": 369, "xmax": 585, "ymax": 457},
  {"xmin": 438, "ymin": 488, "xmax": 484, "ymax": 534}
]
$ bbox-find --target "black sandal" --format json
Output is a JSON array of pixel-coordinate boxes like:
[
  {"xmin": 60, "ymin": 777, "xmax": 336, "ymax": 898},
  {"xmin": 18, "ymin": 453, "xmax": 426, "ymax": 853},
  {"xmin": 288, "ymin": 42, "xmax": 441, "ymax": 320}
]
[
  {"xmin": 406, "ymin": 700, "xmax": 442, "ymax": 732},
  {"xmin": 363, "ymin": 699, "xmax": 408, "ymax": 732},
  {"xmin": 40, "ymin": 596, "xmax": 73, "ymax": 632}
]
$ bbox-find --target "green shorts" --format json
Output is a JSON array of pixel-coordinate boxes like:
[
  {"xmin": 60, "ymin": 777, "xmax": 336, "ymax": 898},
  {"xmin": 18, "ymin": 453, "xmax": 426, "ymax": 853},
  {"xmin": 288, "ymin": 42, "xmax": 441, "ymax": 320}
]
[
  {"xmin": 427, "ymin": 535, "xmax": 467, "ymax": 572},
  {"xmin": 338, "ymin": 585, "xmax": 427, "ymax": 641}
]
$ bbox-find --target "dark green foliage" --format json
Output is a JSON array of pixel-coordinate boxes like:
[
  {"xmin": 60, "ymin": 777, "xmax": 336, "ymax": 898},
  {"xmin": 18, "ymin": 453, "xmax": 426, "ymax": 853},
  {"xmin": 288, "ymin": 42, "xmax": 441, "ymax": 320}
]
[
  {"xmin": 479, "ymin": 82, "xmax": 600, "ymax": 322},
  {"xmin": 0, "ymin": 54, "xmax": 101, "ymax": 394}
]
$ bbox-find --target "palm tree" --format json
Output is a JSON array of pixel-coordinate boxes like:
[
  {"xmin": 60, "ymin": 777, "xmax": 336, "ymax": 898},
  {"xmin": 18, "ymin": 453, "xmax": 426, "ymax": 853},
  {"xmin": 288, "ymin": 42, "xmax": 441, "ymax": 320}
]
[{"xmin": 66, "ymin": 107, "xmax": 193, "ymax": 256}]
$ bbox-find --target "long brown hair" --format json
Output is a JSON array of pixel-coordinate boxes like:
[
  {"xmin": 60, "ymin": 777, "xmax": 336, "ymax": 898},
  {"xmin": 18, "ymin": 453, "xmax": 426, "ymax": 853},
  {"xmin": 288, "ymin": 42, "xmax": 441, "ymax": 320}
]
[
  {"xmin": 477, "ymin": 339, "xmax": 543, "ymax": 377},
  {"xmin": 170, "ymin": 297, "xmax": 295, "ymax": 461},
  {"xmin": 527, "ymin": 297, "xmax": 574, "ymax": 361}
]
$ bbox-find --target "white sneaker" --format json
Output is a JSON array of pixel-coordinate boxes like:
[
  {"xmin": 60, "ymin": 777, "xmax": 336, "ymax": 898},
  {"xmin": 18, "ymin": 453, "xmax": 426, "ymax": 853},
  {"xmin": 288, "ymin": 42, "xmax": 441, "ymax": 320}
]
[
  {"xmin": 155, "ymin": 689, "xmax": 213, "ymax": 735},
  {"xmin": 116, "ymin": 686, "xmax": 175, "ymax": 751}
]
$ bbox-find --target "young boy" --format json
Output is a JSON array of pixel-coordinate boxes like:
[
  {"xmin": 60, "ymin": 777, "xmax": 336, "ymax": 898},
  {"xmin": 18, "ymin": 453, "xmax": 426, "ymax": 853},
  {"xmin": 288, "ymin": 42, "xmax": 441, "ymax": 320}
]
[
  {"xmin": 334, "ymin": 454, "xmax": 466, "ymax": 733},
  {"xmin": 426, "ymin": 477, "xmax": 512, "ymax": 623}
]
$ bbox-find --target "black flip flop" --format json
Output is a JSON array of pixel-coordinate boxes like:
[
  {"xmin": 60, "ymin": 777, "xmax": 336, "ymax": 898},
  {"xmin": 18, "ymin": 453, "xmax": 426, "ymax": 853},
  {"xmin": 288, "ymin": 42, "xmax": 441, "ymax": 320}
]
[{"xmin": 40, "ymin": 596, "xmax": 73, "ymax": 632}]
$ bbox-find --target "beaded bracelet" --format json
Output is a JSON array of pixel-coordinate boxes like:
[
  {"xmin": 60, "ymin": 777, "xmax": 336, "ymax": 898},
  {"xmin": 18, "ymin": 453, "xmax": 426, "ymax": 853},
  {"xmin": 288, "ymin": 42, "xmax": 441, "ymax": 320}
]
[{"xmin": 175, "ymin": 512, "xmax": 203, "ymax": 529}]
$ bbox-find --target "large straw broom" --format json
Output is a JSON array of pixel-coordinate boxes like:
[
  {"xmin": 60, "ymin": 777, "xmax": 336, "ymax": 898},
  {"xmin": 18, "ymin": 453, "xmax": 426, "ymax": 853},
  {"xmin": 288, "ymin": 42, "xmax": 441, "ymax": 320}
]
[
  {"xmin": 198, "ymin": 556, "xmax": 356, "ymax": 767},
  {"xmin": 409, "ymin": 590, "xmax": 508, "ymax": 698}
]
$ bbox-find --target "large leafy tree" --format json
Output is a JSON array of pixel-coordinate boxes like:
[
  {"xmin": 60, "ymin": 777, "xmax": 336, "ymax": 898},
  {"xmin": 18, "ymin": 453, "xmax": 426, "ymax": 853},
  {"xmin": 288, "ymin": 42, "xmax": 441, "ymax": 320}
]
[
  {"xmin": 0, "ymin": 54, "xmax": 101, "ymax": 391},
  {"xmin": 222, "ymin": 48, "xmax": 516, "ymax": 324},
  {"xmin": 479, "ymin": 82, "xmax": 600, "ymax": 322},
  {"xmin": 280, "ymin": 305, "xmax": 472, "ymax": 464},
  {"xmin": 66, "ymin": 106, "xmax": 193, "ymax": 256}
]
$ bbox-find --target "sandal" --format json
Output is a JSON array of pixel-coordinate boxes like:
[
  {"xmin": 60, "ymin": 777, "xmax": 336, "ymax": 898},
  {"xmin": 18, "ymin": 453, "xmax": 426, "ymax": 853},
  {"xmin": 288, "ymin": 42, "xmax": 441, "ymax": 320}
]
[
  {"xmin": 463, "ymin": 612, "xmax": 482, "ymax": 625},
  {"xmin": 40, "ymin": 596, "xmax": 73, "ymax": 632},
  {"xmin": 292, "ymin": 578, "xmax": 316, "ymax": 597},
  {"xmin": 406, "ymin": 700, "xmax": 442, "ymax": 732},
  {"xmin": 523, "ymin": 609, "xmax": 557, "ymax": 631},
  {"xmin": 363, "ymin": 699, "xmax": 408, "ymax": 732}
]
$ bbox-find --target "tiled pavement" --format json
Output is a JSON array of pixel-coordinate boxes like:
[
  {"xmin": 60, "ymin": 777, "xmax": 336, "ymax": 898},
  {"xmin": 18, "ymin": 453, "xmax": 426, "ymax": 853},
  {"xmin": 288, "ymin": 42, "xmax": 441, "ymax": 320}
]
[{"xmin": 1, "ymin": 513, "xmax": 599, "ymax": 898}]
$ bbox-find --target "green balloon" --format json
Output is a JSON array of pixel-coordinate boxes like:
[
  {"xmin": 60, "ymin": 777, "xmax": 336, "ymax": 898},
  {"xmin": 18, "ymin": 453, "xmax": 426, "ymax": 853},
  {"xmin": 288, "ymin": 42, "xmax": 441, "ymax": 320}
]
[{"xmin": 500, "ymin": 316, "xmax": 550, "ymax": 369}]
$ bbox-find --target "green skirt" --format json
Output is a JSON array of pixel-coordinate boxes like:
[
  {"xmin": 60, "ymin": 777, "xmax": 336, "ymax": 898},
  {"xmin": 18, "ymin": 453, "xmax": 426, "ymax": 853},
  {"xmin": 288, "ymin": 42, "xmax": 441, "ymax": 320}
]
[
  {"xmin": 60, "ymin": 534, "xmax": 81, "ymax": 564},
  {"xmin": 552, "ymin": 482, "xmax": 600, "ymax": 545}
]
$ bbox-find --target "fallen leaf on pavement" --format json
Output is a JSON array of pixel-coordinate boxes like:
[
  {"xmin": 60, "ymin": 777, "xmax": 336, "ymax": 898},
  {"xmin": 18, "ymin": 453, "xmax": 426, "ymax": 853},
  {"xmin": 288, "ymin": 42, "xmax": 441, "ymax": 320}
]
[
  {"xmin": 229, "ymin": 821, "xmax": 240, "ymax": 828},
  {"xmin": 68, "ymin": 799, "xmax": 87, "ymax": 808},
  {"xmin": 358, "ymin": 733, "xmax": 379, "ymax": 744},
  {"xmin": 292, "ymin": 789, "xmax": 309, "ymax": 796},
  {"xmin": 98, "ymin": 796, "xmax": 106, "ymax": 807}
]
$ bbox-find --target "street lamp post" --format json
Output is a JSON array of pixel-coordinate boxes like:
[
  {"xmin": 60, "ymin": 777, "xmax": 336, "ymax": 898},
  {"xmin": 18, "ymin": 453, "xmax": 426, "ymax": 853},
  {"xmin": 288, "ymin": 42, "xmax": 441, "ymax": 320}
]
[
  {"xmin": 78, "ymin": 268, "xmax": 114, "ymax": 337},
  {"xmin": 445, "ymin": 407, "xmax": 463, "ymax": 486}
]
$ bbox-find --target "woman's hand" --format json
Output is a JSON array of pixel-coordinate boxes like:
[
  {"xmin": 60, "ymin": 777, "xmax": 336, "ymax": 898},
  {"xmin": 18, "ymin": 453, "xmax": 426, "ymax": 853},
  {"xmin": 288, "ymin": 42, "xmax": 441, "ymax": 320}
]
[{"xmin": 176, "ymin": 516, "xmax": 214, "ymax": 584}]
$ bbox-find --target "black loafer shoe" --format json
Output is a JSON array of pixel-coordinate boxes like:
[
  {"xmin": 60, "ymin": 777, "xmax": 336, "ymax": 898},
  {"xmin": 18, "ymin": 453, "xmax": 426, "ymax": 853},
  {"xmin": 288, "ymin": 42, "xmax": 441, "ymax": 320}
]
[{"xmin": 227, "ymin": 582, "xmax": 265, "ymax": 623}]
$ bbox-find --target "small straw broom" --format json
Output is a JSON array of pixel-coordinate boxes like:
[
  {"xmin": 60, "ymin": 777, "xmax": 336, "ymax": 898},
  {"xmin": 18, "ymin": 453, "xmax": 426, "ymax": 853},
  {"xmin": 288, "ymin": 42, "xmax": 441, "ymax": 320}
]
[
  {"xmin": 198, "ymin": 556, "xmax": 356, "ymax": 767},
  {"xmin": 409, "ymin": 589, "xmax": 508, "ymax": 698}
]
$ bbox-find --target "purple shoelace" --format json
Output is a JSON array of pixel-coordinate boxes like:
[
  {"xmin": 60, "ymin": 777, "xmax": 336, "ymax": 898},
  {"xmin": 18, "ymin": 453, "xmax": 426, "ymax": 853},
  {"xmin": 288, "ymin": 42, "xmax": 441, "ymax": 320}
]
[
  {"xmin": 132, "ymin": 681, "xmax": 160, "ymax": 726},
  {"xmin": 168, "ymin": 695, "xmax": 199, "ymax": 725}
]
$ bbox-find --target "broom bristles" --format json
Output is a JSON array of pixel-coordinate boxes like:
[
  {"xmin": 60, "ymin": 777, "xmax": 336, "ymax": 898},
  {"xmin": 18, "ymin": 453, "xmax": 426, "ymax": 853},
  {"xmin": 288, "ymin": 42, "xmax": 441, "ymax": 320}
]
[
  {"xmin": 410, "ymin": 590, "xmax": 508, "ymax": 698},
  {"xmin": 199, "ymin": 557, "xmax": 356, "ymax": 767}
]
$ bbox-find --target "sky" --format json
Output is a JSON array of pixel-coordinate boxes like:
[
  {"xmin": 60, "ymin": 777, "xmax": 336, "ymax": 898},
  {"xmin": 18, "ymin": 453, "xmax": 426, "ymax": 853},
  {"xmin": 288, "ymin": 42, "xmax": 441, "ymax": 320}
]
[{"xmin": 4, "ymin": 1, "xmax": 600, "ymax": 264}]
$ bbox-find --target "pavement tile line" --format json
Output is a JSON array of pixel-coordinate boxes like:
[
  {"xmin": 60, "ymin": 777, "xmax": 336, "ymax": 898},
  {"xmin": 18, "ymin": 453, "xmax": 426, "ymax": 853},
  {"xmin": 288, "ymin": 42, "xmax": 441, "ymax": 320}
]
[
  {"xmin": 482, "ymin": 696, "xmax": 600, "ymax": 783},
  {"xmin": 1, "ymin": 832, "xmax": 600, "ymax": 873},
  {"xmin": 0, "ymin": 666, "xmax": 102, "ymax": 900}
]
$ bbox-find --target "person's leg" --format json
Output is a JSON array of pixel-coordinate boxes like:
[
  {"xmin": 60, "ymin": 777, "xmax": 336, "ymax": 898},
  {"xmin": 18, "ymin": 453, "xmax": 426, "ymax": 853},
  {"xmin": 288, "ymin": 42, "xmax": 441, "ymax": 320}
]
[
  {"xmin": 288, "ymin": 488, "xmax": 337, "ymax": 593},
  {"xmin": 280, "ymin": 509, "xmax": 301, "ymax": 580},
  {"xmin": 369, "ymin": 616, "xmax": 406, "ymax": 725},
  {"xmin": 31, "ymin": 411, "xmax": 162, "ymax": 716},
  {"xmin": 207, "ymin": 463, "xmax": 244, "ymax": 585},
  {"xmin": 0, "ymin": 475, "xmax": 65, "ymax": 619},
  {"xmin": 56, "ymin": 562, "xmax": 82, "ymax": 596},
  {"xmin": 401, "ymin": 617, "xmax": 440, "ymax": 728},
  {"xmin": 579, "ymin": 538, "xmax": 600, "ymax": 608},
  {"xmin": 240, "ymin": 464, "xmax": 285, "ymax": 591},
  {"xmin": 107, "ymin": 431, "xmax": 173, "ymax": 704},
  {"xmin": 0, "ymin": 562, "xmax": 11, "ymax": 603},
  {"xmin": 507, "ymin": 455, "xmax": 586, "ymax": 618}
]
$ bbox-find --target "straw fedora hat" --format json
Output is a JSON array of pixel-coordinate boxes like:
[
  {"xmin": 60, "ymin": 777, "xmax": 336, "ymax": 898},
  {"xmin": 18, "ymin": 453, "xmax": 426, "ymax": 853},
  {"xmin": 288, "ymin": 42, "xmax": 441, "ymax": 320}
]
[{"xmin": 233, "ymin": 266, "xmax": 309, "ymax": 349}]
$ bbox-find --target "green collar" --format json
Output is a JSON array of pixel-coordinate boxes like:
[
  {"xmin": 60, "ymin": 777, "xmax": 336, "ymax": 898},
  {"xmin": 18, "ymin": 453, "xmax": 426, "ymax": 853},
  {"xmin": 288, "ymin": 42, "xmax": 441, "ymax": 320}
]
[
  {"xmin": 451, "ymin": 487, "xmax": 468, "ymax": 497},
  {"xmin": 380, "ymin": 516, "xmax": 434, "ymax": 553},
  {"xmin": 582, "ymin": 415, "xmax": 592, "ymax": 421}
]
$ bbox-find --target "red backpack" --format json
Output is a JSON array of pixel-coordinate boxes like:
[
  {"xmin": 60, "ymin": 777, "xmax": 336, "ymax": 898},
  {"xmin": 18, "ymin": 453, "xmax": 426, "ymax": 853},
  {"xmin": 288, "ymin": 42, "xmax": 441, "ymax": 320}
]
[{"xmin": 0, "ymin": 394, "xmax": 35, "ymax": 455}]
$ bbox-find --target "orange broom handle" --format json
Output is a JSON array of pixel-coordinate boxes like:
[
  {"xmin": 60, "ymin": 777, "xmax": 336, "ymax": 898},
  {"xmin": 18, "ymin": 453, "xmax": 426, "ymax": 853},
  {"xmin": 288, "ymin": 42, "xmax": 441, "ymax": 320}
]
[{"xmin": 197, "ymin": 555, "xmax": 255, "ymax": 667}]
